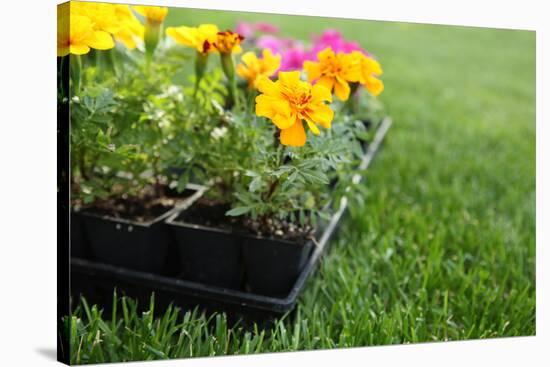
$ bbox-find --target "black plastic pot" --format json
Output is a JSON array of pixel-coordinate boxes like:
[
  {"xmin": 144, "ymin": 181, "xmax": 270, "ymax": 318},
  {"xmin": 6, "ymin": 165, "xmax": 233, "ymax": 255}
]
[
  {"xmin": 242, "ymin": 236, "xmax": 314, "ymax": 297},
  {"xmin": 166, "ymin": 217, "xmax": 243, "ymax": 289},
  {"xmin": 69, "ymin": 117, "xmax": 392, "ymax": 324},
  {"xmin": 81, "ymin": 186, "xmax": 203, "ymax": 274},
  {"xmin": 70, "ymin": 210, "xmax": 88, "ymax": 258}
]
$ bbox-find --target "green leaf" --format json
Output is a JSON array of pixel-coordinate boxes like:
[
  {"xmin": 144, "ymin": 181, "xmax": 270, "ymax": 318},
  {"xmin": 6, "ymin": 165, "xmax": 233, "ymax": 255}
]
[
  {"xmin": 225, "ymin": 206, "xmax": 252, "ymax": 216},
  {"xmin": 249, "ymin": 177, "xmax": 262, "ymax": 192}
]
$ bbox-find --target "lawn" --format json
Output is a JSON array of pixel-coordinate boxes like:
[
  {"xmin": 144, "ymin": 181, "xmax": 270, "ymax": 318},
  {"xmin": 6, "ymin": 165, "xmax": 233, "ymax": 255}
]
[{"xmin": 69, "ymin": 8, "xmax": 536, "ymax": 364}]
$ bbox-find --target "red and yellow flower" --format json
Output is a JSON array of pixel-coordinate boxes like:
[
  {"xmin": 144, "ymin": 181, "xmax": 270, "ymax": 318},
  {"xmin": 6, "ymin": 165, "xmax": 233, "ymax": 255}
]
[
  {"xmin": 213, "ymin": 30, "xmax": 244, "ymax": 54},
  {"xmin": 303, "ymin": 47, "xmax": 360, "ymax": 101},
  {"xmin": 237, "ymin": 49, "xmax": 281, "ymax": 88},
  {"xmin": 255, "ymin": 71, "xmax": 334, "ymax": 147}
]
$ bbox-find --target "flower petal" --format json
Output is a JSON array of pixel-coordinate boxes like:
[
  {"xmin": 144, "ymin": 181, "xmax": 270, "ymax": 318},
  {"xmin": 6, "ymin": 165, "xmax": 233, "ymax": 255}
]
[
  {"xmin": 88, "ymin": 30, "xmax": 115, "ymax": 50},
  {"xmin": 316, "ymin": 76, "xmax": 335, "ymax": 93},
  {"xmin": 69, "ymin": 43, "xmax": 90, "ymax": 55},
  {"xmin": 280, "ymin": 119, "xmax": 306, "ymax": 147},
  {"xmin": 232, "ymin": 44, "xmax": 243, "ymax": 54},
  {"xmin": 303, "ymin": 60, "xmax": 321, "ymax": 82},
  {"xmin": 241, "ymin": 51, "xmax": 258, "ymax": 67},
  {"xmin": 317, "ymin": 47, "xmax": 335, "ymax": 62},
  {"xmin": 306, "ymin": 119, "xmax": 320, "ymax": 135},
  {"xmin": 278, "ymin": 71, "xmax": 301, "ymax": 86},
  {"xmin": 365, "ymin": 76, "xmax": 384, "ymax": 96},
  {"xmin": 263, "ymin": 49, "xmax": 281, "ymax": 75},
  {"xmin": 255, "ymin": 95, "xmax": 291, "ymax": 120},
  {"xmin": 333, "ymin": 77, "xmax": 350, "ymax": 101},
  {"xmin": 256, "ymin": 76, "xmax": 281, "ymax": 96},
  {"xmin": 198, "ymin": 24, "xmax": 219, "ymax": 39},
  {"xmin": 306, "ymin": 104, "xmax": 334, "ymax": 129},
  {"xmin": 272, "ymin": 112, "xmax": 296, "ymax": 130},
  {"xmin": 311, "ymin": 84, "xmax": 332, "ymax": 103},
  {"xmin": 166, "ymin": 26, "xmax": 196, "ymax": 47}
]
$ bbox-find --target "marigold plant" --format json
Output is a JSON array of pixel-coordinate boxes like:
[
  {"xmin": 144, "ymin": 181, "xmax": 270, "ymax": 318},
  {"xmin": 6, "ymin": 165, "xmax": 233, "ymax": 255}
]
[
  {"xmin": 303, "ymin": 47, "xmax": 360, "ymax": 101},
  {"xmin": 351, "ymin": 51, "xmax": 384, "ymax": 96},
  {"xmin": 237, "ymin": 49, "xmax": 281, "ymax": 88},
  {"xmin": 255, "ymin": 71, "xmax": 334, "ymax": 147},
  {"xmin": 57, "ymin": 3, "xmax": 387, "ymax": 243}
]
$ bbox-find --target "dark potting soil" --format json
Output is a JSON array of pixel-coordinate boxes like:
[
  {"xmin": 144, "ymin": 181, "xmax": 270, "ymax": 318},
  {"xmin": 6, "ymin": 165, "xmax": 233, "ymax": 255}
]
[
  {"xmin": 174, "ymin": 198, "xmax": 238, "ymax": 230},
  {"xmin": 241, "ymin": 216, "xmax": 315, "ymax": 244},
  {"xmin": 82, "ymin": 186, "xmax": 191, "ymax": 223},
  {"xmin": 174, "ymin": 198, "xmax": 315, "ymax": 243}
]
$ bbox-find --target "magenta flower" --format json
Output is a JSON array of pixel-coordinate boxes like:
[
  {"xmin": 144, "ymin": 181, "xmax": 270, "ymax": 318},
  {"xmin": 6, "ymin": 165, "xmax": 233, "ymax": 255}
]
[
  {"xmin": 307, "ymin": 29, "xmax": 367, "ymax": 60},
  {"xmin": 236, "ymin": 22, "xmax": 255, "ymax": 38},
  {"xmin": 280, "ymin": 47, "xmax": 308, "ymax": 71},
  {"xmin": 256, "ymin": 35, "xmax": 287, "ymax": 53},
  {"xmin": 236, "ymin": 21, "xmax": 279, "ymax": 39},
  {"xmin": 255, "ymin": 22, "xmax": 279, "ymax": 34},
  {"xmin": 256, "ymin": 35, "xmax": 308, "ymax": 71},
  {"xmin": 250, "ymin": 28, "xmax": 369, "ymax": 72}
]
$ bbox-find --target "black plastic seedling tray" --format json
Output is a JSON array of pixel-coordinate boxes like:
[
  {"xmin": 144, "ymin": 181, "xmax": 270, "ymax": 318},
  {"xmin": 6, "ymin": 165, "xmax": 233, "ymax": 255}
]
[{"xmin": 71, "ymin": 117, "xmax": 393, "ymax": 325}]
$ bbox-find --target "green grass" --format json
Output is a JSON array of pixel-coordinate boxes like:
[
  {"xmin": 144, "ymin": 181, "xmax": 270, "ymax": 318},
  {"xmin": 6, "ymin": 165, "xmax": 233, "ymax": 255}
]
[{"xmin": 69, "ymin": 9, "xmax": 535, "ymax": 364}]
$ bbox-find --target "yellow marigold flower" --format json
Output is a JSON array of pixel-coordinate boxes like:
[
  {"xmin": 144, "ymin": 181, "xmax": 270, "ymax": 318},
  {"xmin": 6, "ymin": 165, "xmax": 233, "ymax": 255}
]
[
  {"xmin": 133, "ymin": 5, "xmax": 168, "ymax": 24},
  {"xmin": 351, "ymin": 51, "xmax": 384, "ymax": 96},
  {"xmin": 71, "ymin": 2, "xmax": 121, "ymax": 34},
  {"xmin": 237, "ymin": 49, "xmax": 281, "ymax": 88},
  {"xmin": 255, "ymin": 71, "xmax": 334, "ymax": 147},
  {"xmin": 213, "ymin": 30, "xmax": 244, "ymax": 54},
  {"xmin": 57, "ymin": 3, "xmax": 114, "ymax": 57},
  {"xmin": 112, "ymin": 5, "xmax": 144, "ymax": 50},
  {"xmin": 303, "ymin": 47, "xmax": 361, "ymax": 101},
  {"xmin": 166, "ymin": 24, "xmax": 219, "ymax": 54}
]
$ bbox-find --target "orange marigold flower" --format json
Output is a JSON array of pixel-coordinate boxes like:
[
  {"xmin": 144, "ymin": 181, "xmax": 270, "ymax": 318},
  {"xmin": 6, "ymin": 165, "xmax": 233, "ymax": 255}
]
[
  {"xmin": 351, "ymin": 51, "xmax": 384, "ymax": 96},
  {"xmin": 255, "ymin": 71, "xmax": 334, "ymax": 147},
  {"xmin": 303, "ymin": 47, "xmax": 361, "ymax": 101},
  {"xmin": 237, "ymin": 49, "xmax": 281, "ymax": 88},
  {"xmin": 213, "ymin": 30, "xmax": 244, "ymax": 54}
]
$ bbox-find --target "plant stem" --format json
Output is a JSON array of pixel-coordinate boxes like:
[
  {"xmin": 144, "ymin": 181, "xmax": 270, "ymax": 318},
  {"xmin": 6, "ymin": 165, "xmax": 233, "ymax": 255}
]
[
  {"xmin": 79, "ymin": 148, "xmax": 89, "ymax": 180},
  {"xmin": 194, "ymin": 51, "xmax": 209, "ymax": 98},
  {"xmin": 264, "ymin": 138, "xmax": 285, "ymax": 202},
  {"xmin": 144, "ymin": 21, "xmax": 162, "ymax": 66},
  {"xmin": 344, "ymin": 82, "xmax": 360, "ymax": 115},
  {"xmin": 220, "ymin": 53, "xmax": 239, "ymax": 110},
  {"xmin": 70, "ymin": 54, "xmax": 82, "ymax": 95}
]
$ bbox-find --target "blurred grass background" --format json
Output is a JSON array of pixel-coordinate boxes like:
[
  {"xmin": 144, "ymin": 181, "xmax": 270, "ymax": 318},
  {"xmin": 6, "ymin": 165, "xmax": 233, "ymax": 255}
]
[{"xmin": 72, "ymin": 7, "xmax": 535, "ymax": 363}]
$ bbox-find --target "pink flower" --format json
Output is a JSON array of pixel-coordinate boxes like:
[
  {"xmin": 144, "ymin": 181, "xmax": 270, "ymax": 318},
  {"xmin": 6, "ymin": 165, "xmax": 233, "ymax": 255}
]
[
  {"xmin": 252, "ymin": 29, "xmax": 370, "ymax": 73},
  {"xmin": 256, "ymin": 35, "xmax": 307, "ymax": 71},
  {"xmin": 236, "ymin": 22, "xmax": 279, "ymax": 39},
  {"xmin": 280, "ymin": 47, "xmax": 308, "ymax": 71},
  {"xmin": 255, "ymin": 22, "xmax": 279, "ymax": 34},
  {"xmin": 236, "ymin": 22, "xmax": 255, "ymax": 38},
  {"xmin": 256, "ymin": 35, "xmax": 287, "ymax": 53},
  {"xmin": 307, "ymin": 29, "xmax": 368, "ymax": 60}
]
